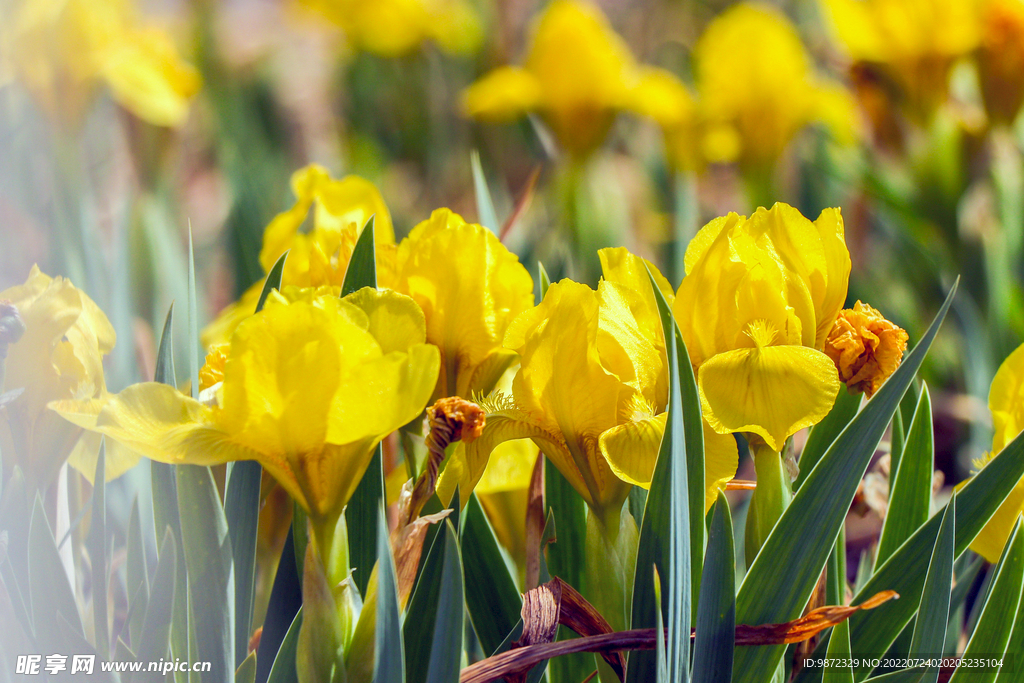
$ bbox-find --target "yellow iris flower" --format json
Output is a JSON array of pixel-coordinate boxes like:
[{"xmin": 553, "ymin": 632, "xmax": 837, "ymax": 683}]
[
  {"xmin": 202, "ymin": 164, "xmax": 395, "ymax": 347},
  {"xmin": 819, "ymin": 0, "xmax": 981, "ymax": 118},
  {"xmin": 693, "ymin": 2, "xmax": 858, "ymax": 169},
  {"xmin": 461, "ymin": 0, "xmax": 691, "ymax": 158},
  {"xmin": 0, "ymin": 0, "xmax": 200, "ymax": 127},
  {"xmin": 964, "ymin": 343, "xmax": 1024, "ymax": 563},
  {"xmin": 978, "ymin": 0, "xmax": 1024, "ymax": 125},
  {"xmin": 394, "ymin": 208, "xmax": 534, "ymax": 400},
  {"xmin": 673, "ymin": 203, "xmax": 850, "ymax": 452},
  {"xmin": 53, "ymin": 286, "xmax": 439, "ymax": 535},
  {"xmin": 297, "ymin": 0, "xmax": 482, "ymax": 57},
  {"xmin": 439, "ymin": 248, "xmax": 737, "ymax": 522},
  {"xmin": 0, "ymin": 267, "xmax": 136, "ymax": 485}
]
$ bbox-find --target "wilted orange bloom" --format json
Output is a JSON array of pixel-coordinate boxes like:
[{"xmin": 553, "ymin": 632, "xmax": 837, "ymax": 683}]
[{"xmin": 824, "ymin": 301, "xmax": 908, "ymax": 397}]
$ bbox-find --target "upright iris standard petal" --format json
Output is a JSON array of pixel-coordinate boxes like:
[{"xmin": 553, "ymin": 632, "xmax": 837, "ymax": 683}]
[
  {"xmin": 394, "ymin": 208, "xmax": 534, "ymax": 400},
  {"xmin": 203, "ymin": 165, "xmax": 395, "ymax": 347},
  {"xmin": 53, "ymin": 288, "xmax": 439, "ymax": 525}
]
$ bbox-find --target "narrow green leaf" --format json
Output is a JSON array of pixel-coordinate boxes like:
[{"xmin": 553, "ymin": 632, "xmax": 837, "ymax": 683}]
[
  {"xmin": 348, "ymin": 446, "xmax": 384, "ymax": 598},
  {"xmin": 134, "ymin": 530, "xmax": 178, "ymax": 683},
  {"xmin": 187, "ymin": 226, "xmax": 199, "ymax": 399},
  {"xmin": 628, "ymin": 269, "xmax": 700, "ymax": 683},
  {"xmin": 826, "ymin": 527, "xmax": 847, "ymax": 607},
  {"xmin": 733, "ymin": 282, "xmax": 956, "ymax": 683},
  {"xmin": 842, "ymin": 421, "xmax": 1024, "ymax": 679},
  {"xmin": 56, "ymin": 612, "xmax": 118, "ymax": 683},
  {"xmin": 909, "ymin": 496, "xmax": 955, "ymax": 683},
  {"xmin": 949, "ymin": 517, "xmax": 1024, "ymax": 683},
  {"xmin": 177, "ymin": 465, "xmax": 234, "ymax": 683},
  {"xmin": 861, "ymin": 669, "xmax": 927, "ymax": 683},
  {"xmin": 255, "ymin": 529, "xmax": 302, "ymax": 683},
  {"xmin": 655, "ymin": 567, "xmax": 667, "ymax": 682},
  {"xmin": 236, "ymin": 651, "xmax": 257, "ymax": 683},
  {"xmin": 293, "ymin": 503, "xmax": 309, "ymax": 578},
  {"xmin": 127, "ymin": 498, "xmax": 149, "ymax": 648},
  {"xmin": 375, "ymin": 505, "xmax": 405, "ymax": 683},
  {"xmin": 890, "ymin": 403, "xmax": 907, "ymax": 478},
  {"xmin": 29, "ymin": 495, "xmax": 84, "ymax": 648},
  {"xmin": 462, "ymin": 494, "xmax": 521, "ymax": 656},
  {"xmin": 823, "ymin": 620, "xmax": 853, "ymax": 683},
  {"xmin": 225, "ymin": 460, "xmax": 262, "ymax": 666},
  {"xmin": 255, "ymin": 251, "xmax": 288, "ymax": 313},
  {"xmin": 88, "ymin": 444, "xmax": 109, "ymax": 659},
  {"xmin": 404, "ymin": 520, "xmax": 464, "ymax": 683},
  {"xmin": 544, "ymin": 456, "xmax": 591, "ymax": 683},
  {"xmin": 471, "ymin": 150, "xmax": 500, "ymax": 234},
  {"xmin": 877, "ymin": 385, "xmax": 934, "ymax": 565},
  {"xmin": 342, "ymin": 217, "xmax": 381, "ymax": 597},
  {"xmin": 692, "ymin": 491, "xmax": 735, "ymax": 683},
  {"xmin": 266, "ymin": 608, "xmax": 302, "ymax": 683},
  {"xmin": 538, "ymin": 262, "xmax": 551, "ymax": 299},
  {"xmin": 151, "ymin": 303, "xmax": 188, "ymax": 683},
  {"xmin": 795, "ymin": 388, "xmax": 861, "ymax": 491},
  {"xmin": 341, "ymin": 216, "xmax": 377, "ymax": 295}
]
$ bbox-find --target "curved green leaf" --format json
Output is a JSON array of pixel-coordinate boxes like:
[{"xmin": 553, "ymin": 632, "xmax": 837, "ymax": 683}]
[
  {"xmin": 877, "ymin": 385, "xmax": 934, "ymax": 565},
  {"xmin": 375, "ymin": 505, "xmax": 405, "ymax": 683},
  {"xmin": 732, "ymin": 282, "xmax": 956, "ymax": 683},
  {"xmin": 462, "ymin": 494, "xmax": 521, "ymax": 656},
  {"xmin": 692, "ymin": 491, "xmax": 735, "ymax": 683}
]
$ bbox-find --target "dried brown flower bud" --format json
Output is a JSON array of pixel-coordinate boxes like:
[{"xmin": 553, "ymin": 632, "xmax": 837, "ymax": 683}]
[{"xmin": 824, "ymin": 301, "xmax": 908, "ymax": 398}]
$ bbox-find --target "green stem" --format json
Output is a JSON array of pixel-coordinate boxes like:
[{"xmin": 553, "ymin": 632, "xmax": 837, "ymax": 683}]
[{"xmin": 745, "ymin": 441, "xmax": 792, "ymax": 566}]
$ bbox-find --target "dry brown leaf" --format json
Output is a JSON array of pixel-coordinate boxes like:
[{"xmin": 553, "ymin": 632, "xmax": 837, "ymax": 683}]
[
  {"xmin": 524, "ymin": 454, "xmax": 545, "ymax": 591},
  {"xmin": 460, "ymin": 590, "xmax": 899, "ymax": 683},
  {"xmin": 390, "ymin": 508, "xmax": 452, "ymax": 607}
]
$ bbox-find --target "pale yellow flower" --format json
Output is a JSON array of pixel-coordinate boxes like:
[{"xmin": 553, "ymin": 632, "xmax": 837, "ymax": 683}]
[
  {"xmin": 819, "ymin": 0, "xmax": 982, "ymax": 117},
  {"xmin": 1, "ymin": 0, "xmax": 200, "ymax": 127},
  {"xmin": 461, "ymin": 0, "xmax": 691, "ymax": 158},
  {"xmin": 694, "ymin": 2, "xmax": 858, "ymax": 168},
  {"xmin": 298, "ymin": 0, "xmax": 482, "ymax": 57},
  {"xmin": 1, "ymin": 267, "xmax": 136, "ymax": 484}
]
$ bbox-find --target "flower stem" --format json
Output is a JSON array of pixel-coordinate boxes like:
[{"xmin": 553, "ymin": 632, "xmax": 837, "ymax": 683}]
[{"xmin": 745, "ymin": 441, "xmax": 792, "ymax": 566}]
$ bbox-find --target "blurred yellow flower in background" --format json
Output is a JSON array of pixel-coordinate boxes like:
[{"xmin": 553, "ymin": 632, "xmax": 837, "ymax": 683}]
[
  {"xmin": 203, "ymin": 165, "xmax": 395, "ymax": 347},
  {"xmin": 0, "ymin": 0, "xmax": 200, "ymax": 128},
  {"xmin": 819, "ymin": 0, "xmax": 981, "ymax": 118},
  {"xmin": 461, "ymin": 0, "xmax": 691, "ymax": 158},
  {"xmin": 825, "ymin": 301, "xmax": 909, "ymax": 397},
  {"xmin": 0, "ymin": 267, "xmax": 136, "ymax": 485},
  {"xmin": 54, "ymin": 287, "xmax": 439, "ymax": 537},
  {"xmin": 673, "ymin": 203, "xmax": 850, "ymax": 452},
  {"xmin": 475, "ymin": 437, "xmax": 539, "ymax": 568},
  {"xmin": 978, "ymin": 0, "xmax": 1024, "ymax": 125},
  {"xmin": 297, "ymin": 0, "xmax": 482, "ymax": 57},
  {"xmin": 694, "ymin": 2, "xmax": 858, "ymax": 170},
  {"xmin": 963, "ymin": 343, "xmax": 1024, "ymax": 562},
  {"xmin": 394, "ymin": 208, "xmax": 534, "ymax": 401}
]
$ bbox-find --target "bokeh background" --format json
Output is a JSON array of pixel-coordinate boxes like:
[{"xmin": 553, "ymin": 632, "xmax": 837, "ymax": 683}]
[{"xmin": 2, "ymin": 0, "xmax": 1020, "ymax": 570}]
